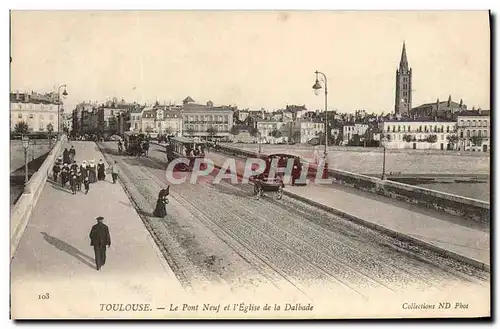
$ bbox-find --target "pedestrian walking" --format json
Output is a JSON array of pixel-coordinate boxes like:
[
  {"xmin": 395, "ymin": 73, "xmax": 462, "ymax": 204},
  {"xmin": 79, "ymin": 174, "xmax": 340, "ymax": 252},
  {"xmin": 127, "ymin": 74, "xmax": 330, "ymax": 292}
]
[
  {"xmin": 89, "ymin": 160, "xmax": 97, "ymax": 183},
  {"xmin": 71, "ymin": 160, "xmax": 78, "ymax": 173},
  {"xmin": 70, "ymin": 172, "xmax": 77, "ymax": 195},
  {"xmin": 153, "ymin": 186, "xmax": 170, "ymax": 218},
  {"xmin": 76, "ymin": 170, "xmax": 82, "ymax": 191},
  {"xmin": 69, "ymin": 145, "xmax": 76, "ymax": 163},
  {"xmin": 97, "ymin": 159, "xmax": 106, "ymax": 181},
  {"xmin": 110, "ymin": 161, "xmax": 120, "ymax": 184},
  {"xmin": 89, "ymin": 216, "xmax": 111, "ymax": 271},
  {"xmin": 52, "ymin": 162, "xmax": 61, "ymax": 181},
  {"xmin": 83, "ymin": 176, "xmax": 90, "ymax": 195},
  {"xmin": 61, "ymin": 164, "xmax": 69, "ymax": 187},
  {"xmin": 63, "ymin": 148, "xmax": 70, "ymax": 165}
]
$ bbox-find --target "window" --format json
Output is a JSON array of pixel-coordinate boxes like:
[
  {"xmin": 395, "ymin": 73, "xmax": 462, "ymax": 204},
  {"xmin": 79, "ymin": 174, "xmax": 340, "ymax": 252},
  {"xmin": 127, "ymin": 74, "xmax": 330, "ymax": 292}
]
[
  {"xmin": 460, "ymin": 120, "xmax": 464, "ymax": 126},
  {"xmin": 446, "ymin": 126, "xmax": 450, "ymax": 133},
  {"xmin": 478, "ymin": 130, "xmax": 482, "ymax": 137},
  {"xmin": 466, "ymin": 130, "xmax": 470, "ymax": 137},
  {"xmin": 403, "ymin": 91, "xmax": 407, "ymax": 97},
  {"xmin": 17, "ymin": 113, "xmax": 22, "ymax": 119},
  {"xmin": 29, "ymin": 113, "xmax": 34, "ymax": 119},
  {"xmin": 408, "ymin": 125, "xmax": 411, "ymax": 132},
  {"xmin": 392, "ymin": 126, "xmax": 395, "ymax": 132},
  {"xmin": 484, "ymin": 130, "xmax": 487, "ymax": 137},
  {"xmin": 460, "ymin": 131, "xmax": 464, "ymax": 138},
  {"xmin": 398, "ymin": 125, "xmax": 401, "ymax": 132}
]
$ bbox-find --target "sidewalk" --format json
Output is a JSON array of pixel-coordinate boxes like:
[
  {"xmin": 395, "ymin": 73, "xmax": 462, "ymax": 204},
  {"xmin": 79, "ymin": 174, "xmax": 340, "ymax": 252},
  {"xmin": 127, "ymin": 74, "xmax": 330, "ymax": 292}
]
[
  {"xmin": 205, "ymin": 152, "xmax": 490, "ymax": 269},
  {"xmin": 11, "ymin": 141, "xmax": 183, "ymax": 319}
]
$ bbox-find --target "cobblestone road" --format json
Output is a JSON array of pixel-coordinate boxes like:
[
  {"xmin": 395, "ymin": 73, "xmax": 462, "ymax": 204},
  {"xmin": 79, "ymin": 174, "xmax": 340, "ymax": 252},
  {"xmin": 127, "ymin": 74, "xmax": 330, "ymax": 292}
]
[{"xmin": 97, "ymin": 142, "xmax": 490, "ymax": 301}]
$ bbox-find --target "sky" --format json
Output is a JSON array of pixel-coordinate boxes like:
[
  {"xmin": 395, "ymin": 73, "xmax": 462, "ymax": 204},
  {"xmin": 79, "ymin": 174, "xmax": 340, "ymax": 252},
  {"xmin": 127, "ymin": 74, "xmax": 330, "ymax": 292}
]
[{"xmin": 10, "ymin": 10, "xmax": 490, "ymax": 113}]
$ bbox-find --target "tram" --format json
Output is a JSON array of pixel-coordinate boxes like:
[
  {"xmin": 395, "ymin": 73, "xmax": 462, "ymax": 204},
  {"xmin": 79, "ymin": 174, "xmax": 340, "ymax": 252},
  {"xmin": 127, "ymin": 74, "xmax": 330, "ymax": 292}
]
[
  {"xmin": 166, "ymin": 136, "xmax": 208, "ymax": 171},
  {"xmin": 123, "ymin": 131, "xmax": 146, "ymax": 156}
]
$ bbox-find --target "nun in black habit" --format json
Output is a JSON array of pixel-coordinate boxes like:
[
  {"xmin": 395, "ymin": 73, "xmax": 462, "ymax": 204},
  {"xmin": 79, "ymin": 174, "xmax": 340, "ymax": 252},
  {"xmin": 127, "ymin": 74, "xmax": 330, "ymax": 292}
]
[{"xmin": 153, "ymin": 186, "xmax": 170, "ymax": 218}]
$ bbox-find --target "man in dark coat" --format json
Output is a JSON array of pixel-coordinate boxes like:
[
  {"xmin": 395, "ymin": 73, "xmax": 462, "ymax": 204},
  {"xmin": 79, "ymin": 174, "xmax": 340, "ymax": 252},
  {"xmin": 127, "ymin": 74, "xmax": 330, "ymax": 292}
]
[
  {"xmin": 89, "ymin": 216, "xmax": 111, "ymax": 271},
  {"xmin": 62, "ymin": 148, "xmax": 70, "ymax": 164}
]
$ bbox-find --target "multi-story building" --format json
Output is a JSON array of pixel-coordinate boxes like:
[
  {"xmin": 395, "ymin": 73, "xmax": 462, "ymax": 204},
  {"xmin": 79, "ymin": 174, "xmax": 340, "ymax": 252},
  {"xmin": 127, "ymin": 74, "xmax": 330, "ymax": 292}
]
[
  {"xmin": 181, "ymin": 97, "xmax": 234, "ymax": 140},
  {"xmin": 255, "ymin": 120, "xmax": 286, "ymax": 143},
  {"xmin": 379, "ymin": 118, "xmax": 457, "ymax": 150},
  {"xmin": 296, "ymin": 119, "xmax": 324, "ymax": 144},
  {"xmin": 342, "ymin": 123, "xmax": 369, "ymax": 144},
  {"xmin": 10, "ymin": 91, "xmax": 61, "ymax": 133},
  {"xmin": 456, "ymin": 110, "xmax": 490, "ymax": 152}
]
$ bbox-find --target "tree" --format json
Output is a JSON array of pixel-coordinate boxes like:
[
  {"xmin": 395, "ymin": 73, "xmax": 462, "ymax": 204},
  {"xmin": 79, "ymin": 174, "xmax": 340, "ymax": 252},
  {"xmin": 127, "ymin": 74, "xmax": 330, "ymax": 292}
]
[
  {"xmin": 248, "ymin": 127, "xmax": 259, "ymax": 137},
  {"xmin": 14, "ymin": 121, "xmax": 29, "ymax": 135},
  {"xmin": 426, "ymin": 134, "xmax": 438, "ymax": 143},
  {"xmin": 271, "ymin": 129, "xmax": 282, "ymax": 138},
  {"xmin": 470, "ymin": 135, "xmax": 484, "ymax": 146},
  {"xmin": 206, "ymin": 126, "xmax": 217, "ymax": 140},
  {"xmin": 230, "ymin": 126, "xmax": 240, "ymax": 135},
  {"xmin": 402, "ymin": 134, "xmax": 413, "ymax": 143},
  {"xmin": 292, "ymin": 131, "xmax": 301, "ymax": 143},
  {"xmin": 446, "ymin": 134, "xmax": 459, "ymax": 149}
]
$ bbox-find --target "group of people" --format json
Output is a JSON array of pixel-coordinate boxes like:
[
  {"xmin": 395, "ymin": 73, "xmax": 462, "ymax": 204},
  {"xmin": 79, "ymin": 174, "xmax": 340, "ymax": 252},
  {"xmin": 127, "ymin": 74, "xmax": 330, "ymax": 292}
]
[{"xmin": 52, "ymin": 146, "xmax": 121, "ymax": 195}]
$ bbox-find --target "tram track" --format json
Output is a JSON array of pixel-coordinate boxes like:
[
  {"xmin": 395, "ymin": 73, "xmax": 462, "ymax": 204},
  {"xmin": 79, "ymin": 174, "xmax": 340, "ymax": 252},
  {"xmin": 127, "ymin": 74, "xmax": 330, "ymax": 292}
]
[
  {"xmin": 97, "ymin": 142, "xmax": 489, "ymax": 298},
  {"xmin": 144, "ymin": 143, "xmax": 488, "ymax": 287}
]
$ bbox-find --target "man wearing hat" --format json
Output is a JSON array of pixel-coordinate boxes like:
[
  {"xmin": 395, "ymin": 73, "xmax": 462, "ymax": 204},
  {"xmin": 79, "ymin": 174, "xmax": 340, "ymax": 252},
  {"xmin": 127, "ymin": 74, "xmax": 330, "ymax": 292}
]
[{"xmin": 89, "ymin": 216, "xmax": 111, "ymax": 271}]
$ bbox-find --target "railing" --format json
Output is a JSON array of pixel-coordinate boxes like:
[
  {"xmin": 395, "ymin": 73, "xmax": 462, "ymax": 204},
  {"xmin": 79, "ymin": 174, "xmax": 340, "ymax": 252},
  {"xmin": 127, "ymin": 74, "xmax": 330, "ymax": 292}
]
[{"xmin": 214, "ymin": 144, "xmax": 490, "ymax": 223}]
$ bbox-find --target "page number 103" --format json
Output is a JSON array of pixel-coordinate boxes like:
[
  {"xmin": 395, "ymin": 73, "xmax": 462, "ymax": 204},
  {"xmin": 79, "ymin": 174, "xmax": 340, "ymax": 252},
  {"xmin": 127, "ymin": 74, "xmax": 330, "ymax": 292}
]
[{"xmin": 38, "ymin": 293, "xmax": 50, "ymax": 300}]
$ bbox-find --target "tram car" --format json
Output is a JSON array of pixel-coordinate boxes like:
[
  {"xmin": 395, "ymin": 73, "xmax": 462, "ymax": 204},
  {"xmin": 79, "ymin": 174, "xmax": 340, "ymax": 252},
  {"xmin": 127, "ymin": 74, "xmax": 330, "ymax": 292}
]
[
  {"xmin": 166, "ymin": 136, "xmax": 208, "ymax": 171},
  {"xmin": 123, "ymin": 131, "xmax": 146, "ymax": 156}
]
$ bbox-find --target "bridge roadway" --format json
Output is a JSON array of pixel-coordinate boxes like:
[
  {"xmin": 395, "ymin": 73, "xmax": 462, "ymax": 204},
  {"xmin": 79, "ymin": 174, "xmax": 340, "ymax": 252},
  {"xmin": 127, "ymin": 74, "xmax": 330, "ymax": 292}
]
[
  {"xmin": 98, "ymin": 142, "xmax": 488, "ymax": 297},
  {"xmin": 10, "ymin": 141, "xmax": 490, "ymax": 318}
]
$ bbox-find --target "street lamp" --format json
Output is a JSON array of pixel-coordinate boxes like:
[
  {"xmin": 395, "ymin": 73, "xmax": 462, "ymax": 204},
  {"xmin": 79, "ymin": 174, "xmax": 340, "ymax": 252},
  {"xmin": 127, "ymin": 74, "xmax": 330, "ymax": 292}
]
[
  {"xmin": 22, "ymin": 135, "xmax": 30, "ymax": 185},
  {"xmin": 381, "ymin": 136, "xmax": 388, "ymax": 180},
  {"xmin": 312, "ymin": 70, "xmax": 328, "ymax": 160},
  {"xmin": 57, "ymin": 84, "xmax": 68, "ymax": 139}
]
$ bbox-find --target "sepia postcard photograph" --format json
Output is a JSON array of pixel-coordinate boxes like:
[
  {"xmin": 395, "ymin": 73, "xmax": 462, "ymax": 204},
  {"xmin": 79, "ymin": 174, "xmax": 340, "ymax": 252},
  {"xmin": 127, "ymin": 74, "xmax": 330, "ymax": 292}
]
[{"xmin": 8, "ymin": 9, "xmax": 491, "ymax": 320}]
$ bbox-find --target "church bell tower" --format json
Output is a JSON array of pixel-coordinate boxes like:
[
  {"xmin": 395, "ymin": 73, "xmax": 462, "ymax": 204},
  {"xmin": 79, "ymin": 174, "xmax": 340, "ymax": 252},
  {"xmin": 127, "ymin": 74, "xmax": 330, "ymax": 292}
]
[{"xmin": 394, "ymin": 42, "xmax": 412, "ymax": 115}]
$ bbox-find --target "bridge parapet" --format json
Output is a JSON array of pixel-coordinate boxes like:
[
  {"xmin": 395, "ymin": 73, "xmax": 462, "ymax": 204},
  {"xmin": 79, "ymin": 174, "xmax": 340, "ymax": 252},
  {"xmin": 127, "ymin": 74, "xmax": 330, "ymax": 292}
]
[
  {"xmin": 216, "ymin": 144, "xmax": 490, "ymax": 224},
  {"xmin": 10, "ymin": 135, "xmax": 66, "ymax": 259}
]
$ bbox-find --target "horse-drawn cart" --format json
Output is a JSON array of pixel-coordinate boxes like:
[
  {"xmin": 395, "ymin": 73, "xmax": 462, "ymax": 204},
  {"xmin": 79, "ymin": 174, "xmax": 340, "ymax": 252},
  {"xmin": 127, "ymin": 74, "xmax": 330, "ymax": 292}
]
[{"xmin": 250, "ymin": 176, "xmax": 284, "ymax": 200}]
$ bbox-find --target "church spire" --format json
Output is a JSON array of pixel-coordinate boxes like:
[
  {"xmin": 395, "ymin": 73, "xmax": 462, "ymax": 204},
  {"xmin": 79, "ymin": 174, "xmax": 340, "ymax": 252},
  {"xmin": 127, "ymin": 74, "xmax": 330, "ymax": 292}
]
[{"xmin": 399, "ymin": 41, "xmax": 409, "ymax": 72}]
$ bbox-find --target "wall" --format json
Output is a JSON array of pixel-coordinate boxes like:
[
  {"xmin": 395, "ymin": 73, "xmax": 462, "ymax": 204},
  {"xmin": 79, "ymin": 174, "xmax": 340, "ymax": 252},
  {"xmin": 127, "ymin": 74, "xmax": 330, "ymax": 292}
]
[
  {"xmin": 10, "ymin": 136, "xmax": 66, "ymax": 259},
  {"xmin": 215, "ymin": 144, "xmax": 490, "ymax": 224}
]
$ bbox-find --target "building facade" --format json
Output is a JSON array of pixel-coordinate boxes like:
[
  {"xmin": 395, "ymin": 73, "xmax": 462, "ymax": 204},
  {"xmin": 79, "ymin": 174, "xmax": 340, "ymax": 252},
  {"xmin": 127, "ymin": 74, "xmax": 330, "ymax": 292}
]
[
  {"xmin": 342, "ymin": 123, "xmax": 369, "ymax": 144},
  {"xmin": 255, "ymin": 120, "xmax": 286, "ymax": 143},
  {"xmin": 296, "ymin": 119, "xmax": 324, "ymax": 144},
  {"xmin": 379, "ymin": 119, "xmax": 457, "ymax": 150},
  {"xmin": 181, "ymin": 97, "xmax": 234, "ymax": 140},
  {"xmin": 456, "ymin": 111, "xmax": 490, "ymax": 152},
  {"xmin": 10, "ymin": 91, "xmax": 61, "ymax": 133},
  {"xmin": 394, "ymin": 42, "xmax": 412, "ymax": 115}
]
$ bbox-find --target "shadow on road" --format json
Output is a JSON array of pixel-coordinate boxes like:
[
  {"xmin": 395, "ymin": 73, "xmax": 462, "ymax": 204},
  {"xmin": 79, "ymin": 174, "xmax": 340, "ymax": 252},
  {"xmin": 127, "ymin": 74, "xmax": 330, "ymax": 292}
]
[{"xmin": 40, "ymin": 232, "xmax": 95, "ymax": 269}]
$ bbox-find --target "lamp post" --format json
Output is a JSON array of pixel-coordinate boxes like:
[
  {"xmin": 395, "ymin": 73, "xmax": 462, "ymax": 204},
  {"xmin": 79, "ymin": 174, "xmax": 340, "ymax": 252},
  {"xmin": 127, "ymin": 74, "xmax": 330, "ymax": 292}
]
[
  {"xmin": 257, "ymin": 131, "xmax": 262, "ymax": 154},
  {"xmin": 22, "ymin": 135, "xmax": 30, "ymax": 185},
  {"xmin": 57, "ymin": 84, "xmax": 68, "ymax": 139},
  {"xmin": 312, "ymin": 71, "xmax": 328, "ymax": 160},
  {"xmin": 381, "ymin": 136, "xmax": 388, "ymax": 180}
]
